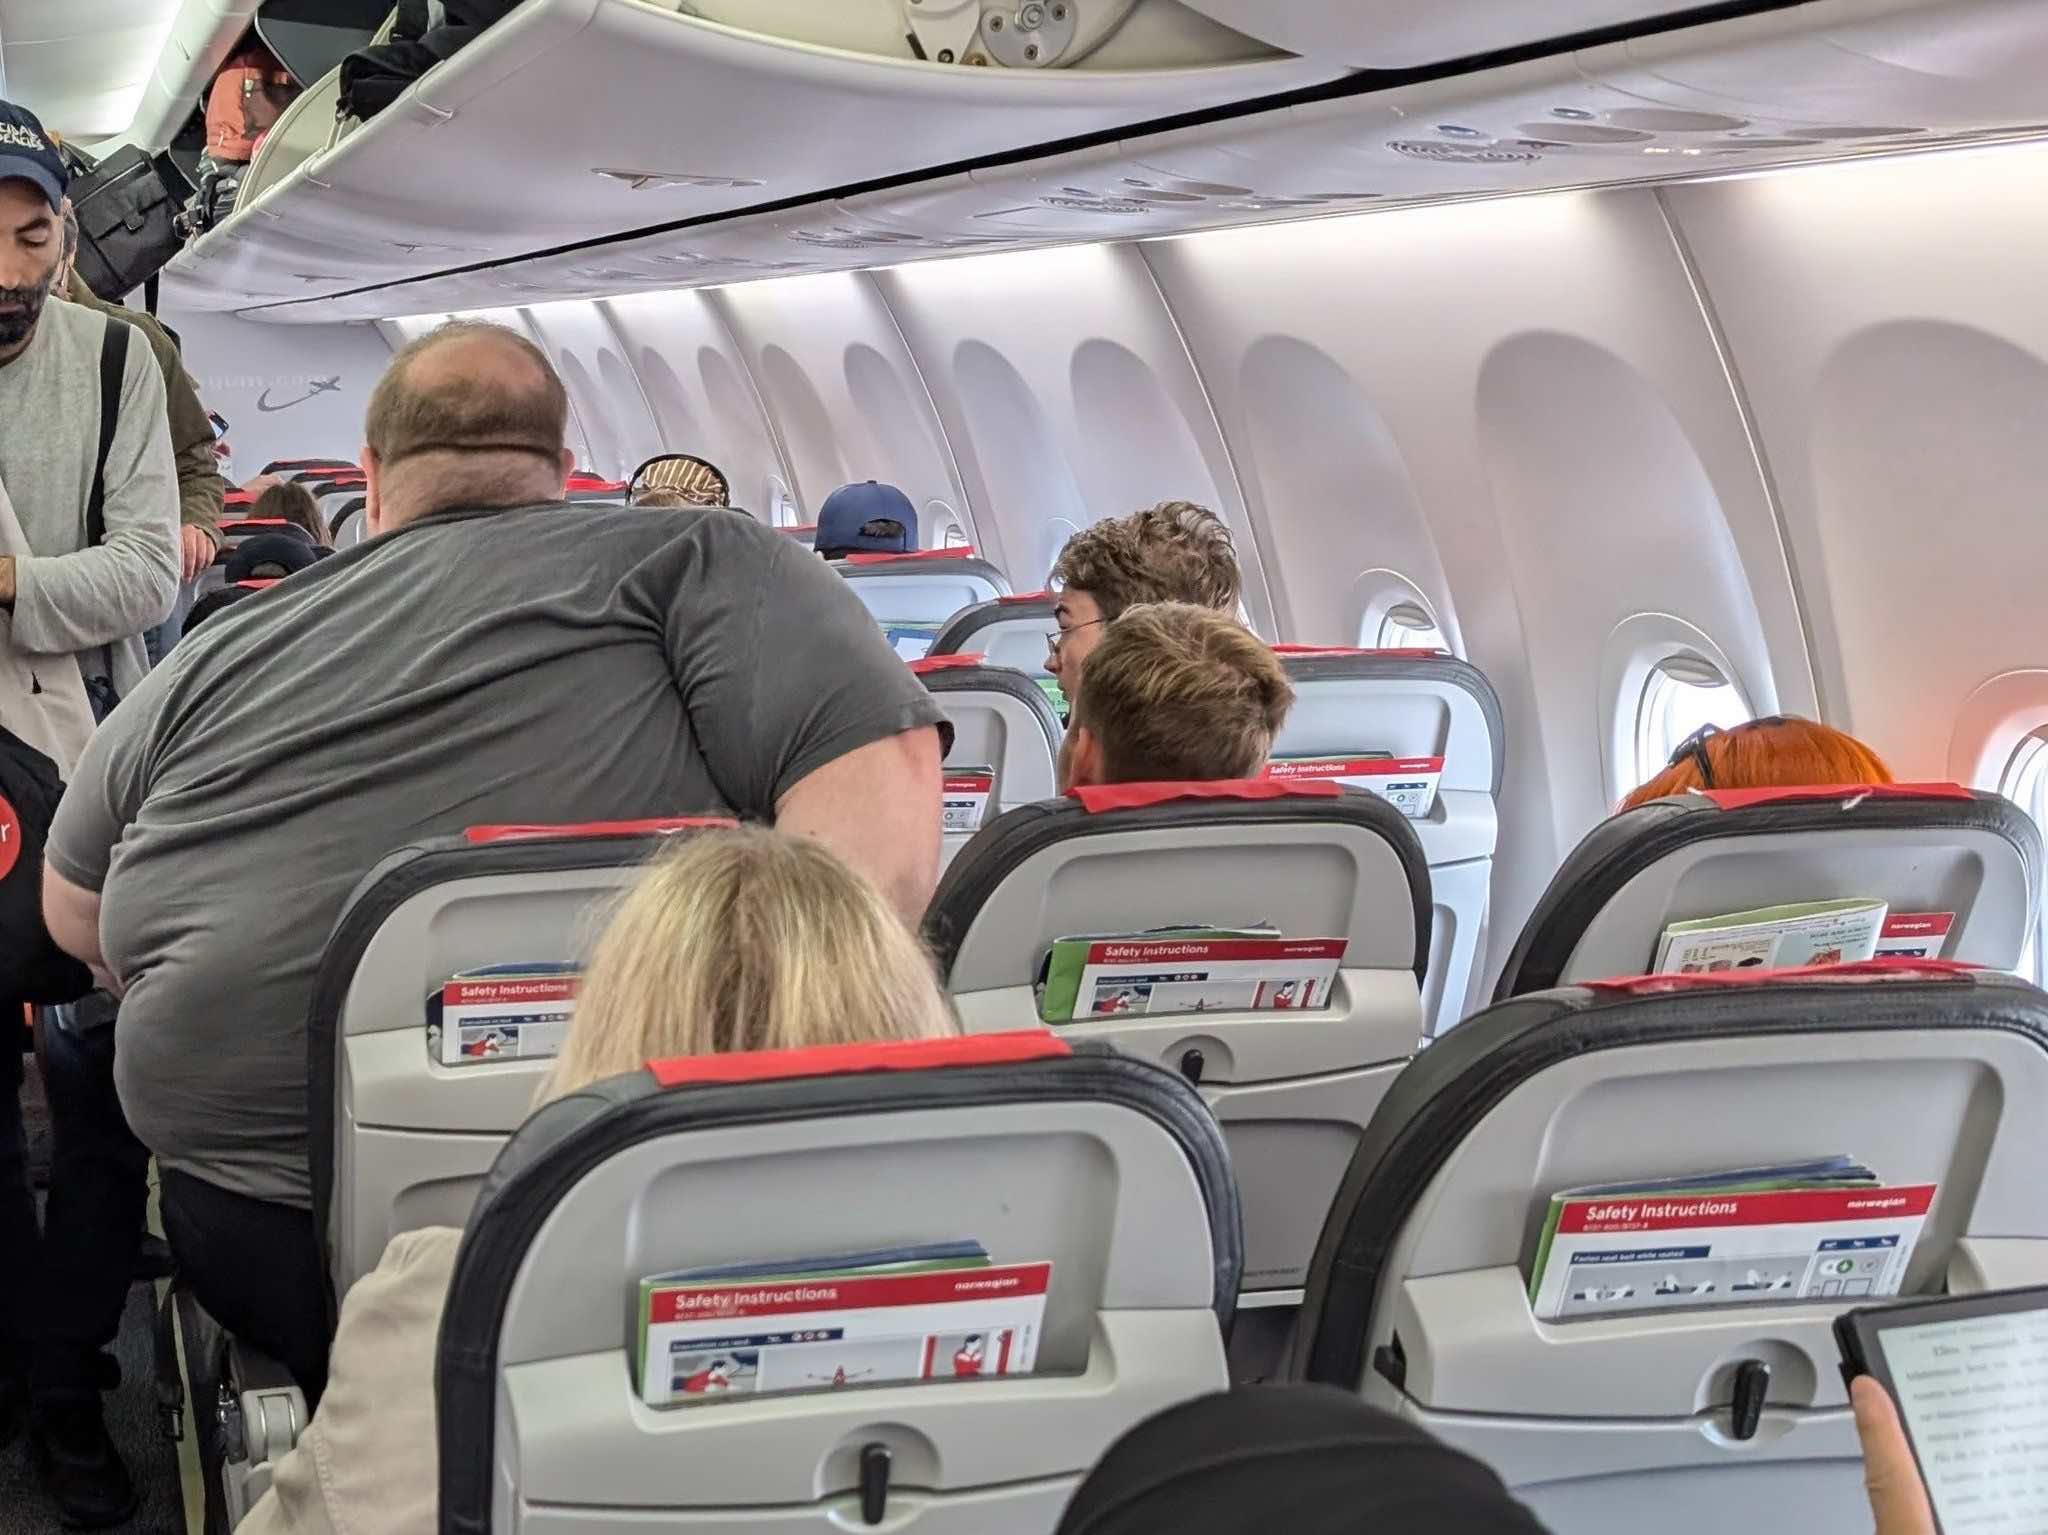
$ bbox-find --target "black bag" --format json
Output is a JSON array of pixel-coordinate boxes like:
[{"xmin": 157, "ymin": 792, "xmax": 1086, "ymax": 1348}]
[
  {"xmin": 0, "ymin": 727, "xmax": 93, "ymax": 1008},
  {"xmin": 69, "ymin": 146, "xmax": 187, "ymax": 302},
  {"xmin": 337, "ymin": 0, "xmax": 523, "ymax": 124}
]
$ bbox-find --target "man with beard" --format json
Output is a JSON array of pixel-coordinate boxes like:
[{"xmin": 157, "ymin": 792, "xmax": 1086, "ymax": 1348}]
[{"xmin": 0, "ymin": 98, "xmax": 179, "ymax": 1527}]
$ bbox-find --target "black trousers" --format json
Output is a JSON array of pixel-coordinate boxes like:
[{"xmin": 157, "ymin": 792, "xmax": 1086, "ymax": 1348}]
[
  {"xmin": 0, "ymin": 1030, "xmax": 35, "ymax": 1386},
  {"xmin": 2, "ymin": 1003, "xmax": 151, "ymax": 1400},
  {"xmin": 159, "ymin": 1168, "xmax": 329, "ymax": 1405}
]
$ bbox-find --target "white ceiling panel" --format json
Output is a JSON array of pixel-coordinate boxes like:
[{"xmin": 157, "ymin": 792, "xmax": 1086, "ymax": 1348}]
[{"xmin": 0, "ymin": 0, "xmax": 182, "ymax": 138}]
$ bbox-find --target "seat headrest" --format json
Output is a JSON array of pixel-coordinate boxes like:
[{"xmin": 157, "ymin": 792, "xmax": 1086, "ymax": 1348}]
[
  {"xmin": 644, "ymin": 1030, "xmax": 1068, "ymax": 1088},
  {"xmin": 1273, "ymin": 649, "xmax": 1505, "ymax": 798},
  {"xmin": 908, "ymin": 653, "xmax": 987, "ymax": 674},
  {"xmin": 1495, "ymin": 786, "xmax": 2041, "ymax": 1000},
  {"xmin": 463, "ymin": 817, "xmax": 737, "ymax": 846},
  {"xmin": 1068, "ymin": 779, "xmax": 1344, "ymax": 814},
  {"xmin": 1296, "ymin": 964, "xmax": 2048, "ymax": 1386},
  {"xmin": 843, "ymin": 548, "xmax": 980, "ymax": 567}
]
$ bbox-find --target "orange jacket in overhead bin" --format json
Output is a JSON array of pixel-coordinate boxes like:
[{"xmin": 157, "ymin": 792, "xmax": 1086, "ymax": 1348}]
[{"xmin": 205, "ymin": 47, "xmax": 299, "ymax": 164}]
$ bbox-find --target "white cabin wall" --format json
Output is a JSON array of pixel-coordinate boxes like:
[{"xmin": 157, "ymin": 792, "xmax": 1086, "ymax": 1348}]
[
  {"xmin": 710, "ymin": 273, "xmax": 968, "ymax": 543},
  {"xmin": 515, "ymin": 301, "xmax": 665, "ymax": 482},
  {"xmin": 596, "ymin": 290, "xmax": 790, "ymax": 519},
  {"xmin": 872, "ymin": 243, "xmax": 1274, "ymax": 626},
  {"xmin": 1143, "ymin": 189, "xmax": 1813, "ymax": 987},
  {"xmin": 1662, "ymin": 141, "xmax": 2048, "ymax": 784},
  {"xmin": 159, "ymin": 305, "xmax": 392, "ymax": 480}
]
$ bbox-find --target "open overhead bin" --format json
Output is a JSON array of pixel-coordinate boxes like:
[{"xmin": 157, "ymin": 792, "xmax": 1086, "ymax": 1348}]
[{"xmin": 164, "ymin": 0, "xmax": 1343, "ymax": 308}]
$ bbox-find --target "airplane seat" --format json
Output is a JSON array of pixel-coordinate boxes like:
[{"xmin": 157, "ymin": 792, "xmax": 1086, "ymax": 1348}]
[
  {"xmin": 1291, "ymin": 962, "xmax": 2048, "ymax": 1535},
  {"xmin": 307, "ymin": 818, "xmax": 738, "ymax": 1304},
  {"xmin": 435, "ymin": 1031, "xmax": 1241, "ymax": 1532},
  {"xmin": 780, "ymin": 523, "xmax": 819, "ymax": 550},
  {"xmin": 1494, "ymin": 784, "xmax": 2043, "ymax": 1000},
  {"xmin": 835, "ymin": 550, "xmax": 1012, "ymax": 659},
  {"xmin": 332, "ymin": 506, "xmax": 368, "ymax": 548},
  {"xmin": 926, "ymin": 779, "xmax": 1430, "ymax": 1305},
  {"xmin": 213, "ymin": 518, "xmax": 301, "ymax": 555},
  {"xmin": 261, "ymin": 457, "xmax": 357, "ymax": 478},
  {"xmin": 909, "ymin": 654, "xmax": 1063, "ymax": 865},
  {"xmin": 931, "ymin": 591, "xmax": 1061, "ymax": 683},
  {"xmin": 567, "ymin": 474, "xmax": 630, "ymax": 504},
  {"xmin": 1271, "ymin": 645, "xmax": 1505, "ymax": 1038},
  {"xmin": 325, "ymin": 495, "xmax": 366, "ymax": 540}
]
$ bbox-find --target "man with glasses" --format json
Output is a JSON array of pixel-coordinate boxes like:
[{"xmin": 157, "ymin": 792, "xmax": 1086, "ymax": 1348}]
[
  {"xmin": 42, "ymin": 320, "xmax": 948, "ymax": 1403},
  {"xmin": 1046, "ymin": 501, "xmax": 1242, "ymax": 698}
]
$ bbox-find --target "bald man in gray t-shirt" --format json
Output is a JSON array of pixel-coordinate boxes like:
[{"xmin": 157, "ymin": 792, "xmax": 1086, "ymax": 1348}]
[{"xmin": 44, "ymin": 322, "xmax": 948, "ymax": 1396}]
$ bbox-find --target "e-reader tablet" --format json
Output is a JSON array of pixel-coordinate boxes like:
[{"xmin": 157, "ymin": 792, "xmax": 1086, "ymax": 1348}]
[{"xmin": 1835, "ymin": 1285, "xmax": 2048, "ymax": 1534}]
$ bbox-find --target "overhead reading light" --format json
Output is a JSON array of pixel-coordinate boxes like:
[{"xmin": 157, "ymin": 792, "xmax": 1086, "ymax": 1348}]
[{"xmin": 592, "ymin": 168, "xmax": 766, "ymax": 191}]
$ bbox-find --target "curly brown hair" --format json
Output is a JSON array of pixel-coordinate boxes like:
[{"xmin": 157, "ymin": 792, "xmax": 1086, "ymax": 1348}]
[
  {"xmin": 1050, "ymin": 501, "xmax": 1240, "ymax": 620},
  {"xmin": 1073, "ymin": 603, "xmax": 1293, "ymax": 783}
]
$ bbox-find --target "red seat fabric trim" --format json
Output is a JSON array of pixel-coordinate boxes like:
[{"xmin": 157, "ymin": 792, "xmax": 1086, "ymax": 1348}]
[
  {"xmin": 1698, "ymin": 783, "xmax": 1975, "ymax": 810},
  {"xmin": 1273, "ymin": 645, "xmax": 1449, "ymax": 659},
  {"xmin": 1068, "ymin": 778, "xmax": 1346, "ymax": 814},
  {"xmin": 464, "ymin": 817, "xmax": 737, "ymax": 846},
  {"xmin": 909, "ymin": 654, "xmax": 987, "ymax": 674},
  {"xmin": 843, "ymin": 549, "xmax": 977, "ymax": 566},
  {"xmin": 648, "ymin": 1030, "xmax": 1069, "ymax": 1088},
  {"xmin": 1581, "ymin": 958, "xmax": 1981, "ymax": 995},
  {"xmin": 232, "ymin": 579, "xmax": 280, "ymax": 590},
  {"xmin": 219, "ymin": 518, "xmax": 291, "ymax": 532},
  {"xmin": 781, "ymin": 524, "xmax": 818, "ymax": 534},
  {"xmin": 997, "ymin": 591, "xmax": 1054, "ymax": 605}
]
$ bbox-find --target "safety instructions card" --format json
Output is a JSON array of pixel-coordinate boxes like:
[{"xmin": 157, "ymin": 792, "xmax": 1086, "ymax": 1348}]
[{"xmin": 1530, "ymin": 1182, "xmax": 1936, "ymax": 1321}]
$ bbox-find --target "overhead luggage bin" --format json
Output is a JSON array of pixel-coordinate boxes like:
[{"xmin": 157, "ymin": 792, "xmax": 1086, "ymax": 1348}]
[
  {"xmin": 437, "ymin": 1033, "xmax": 1240, "ymax": 1532},
  {"xmin": 1293, "ymin": 962, "xmax": 2048, "ymax": 1535},
  {"xmin": 1177, "ymin": 0, "xmax": 1733, "ymax": 68},
  {"xmin": 168, "ymin": 0, "xmax": 1341, "ymax": 309},
  {"xmin": 309, "ymin": 818, "xmax": 735, "ymax": 1300},
  {"xmin": 1271, "ymin": 646, "xmax": 1503, "ymax": 1035},
  {"xmin": 927, "ymin": 779, "xmax": 1429, "ymax": 1299},
  {"xmin": 910, "ymin": 655, "xmax": 1064, "ymax": 866},
  {"xmin": 1495, "ymin": 784, "xmax": 2043, "ymax": 1000}
]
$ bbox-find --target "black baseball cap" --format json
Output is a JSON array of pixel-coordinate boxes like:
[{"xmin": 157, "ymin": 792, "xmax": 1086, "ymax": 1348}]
[{"xmin": 0, "ymin": 101, "xmax": 67, "ymax": 210}]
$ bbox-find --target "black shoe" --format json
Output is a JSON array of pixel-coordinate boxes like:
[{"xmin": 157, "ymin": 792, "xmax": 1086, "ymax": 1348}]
[
  {"xmin": 132, "ymin": 1232, "xmax": 175, "ymax": 1283},
  {"xmin": 29, "ymin": 1394, "xmax": 137, "ymax": 1530}
]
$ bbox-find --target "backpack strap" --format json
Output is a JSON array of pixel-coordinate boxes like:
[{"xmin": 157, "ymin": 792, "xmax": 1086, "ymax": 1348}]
[{"xmin": 87, "ymin": 318, "xmax": 131, "ymax": 550}]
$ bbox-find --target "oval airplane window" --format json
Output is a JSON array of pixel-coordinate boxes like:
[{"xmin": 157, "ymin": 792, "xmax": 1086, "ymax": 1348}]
[
  {"xmin": 1635, "ymin": 654, "xmax": 1753, "ymax": 789},
  {"xmin": 1999, "ymin": 730, "xmax": 2048, "ymax": 983},
  {"xmin": 1376, "ymin": 601, "xmax": 1446, "ymax": 652}
]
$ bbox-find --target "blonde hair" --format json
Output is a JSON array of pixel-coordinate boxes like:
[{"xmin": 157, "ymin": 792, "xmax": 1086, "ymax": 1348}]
[
  {"xmin": 1073, "ymin": 602, "xmax": 1294, "ymax": 783},
  {"xmin": 539, "ymin": 828, "xmax": 956, "ymax": 1102}
]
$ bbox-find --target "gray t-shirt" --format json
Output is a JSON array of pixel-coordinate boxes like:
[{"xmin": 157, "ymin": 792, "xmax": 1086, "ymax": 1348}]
[{"xmin": 49, "ymin": 502, "xmax": 947, "ymax": 1208}]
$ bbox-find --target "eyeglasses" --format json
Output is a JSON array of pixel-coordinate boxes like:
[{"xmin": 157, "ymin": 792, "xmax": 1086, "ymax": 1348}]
[
  {"xmin": 1667, "ymin": 715, "xmax": 1793, "ymax": 788},
  {"xmin": 1046, "ymin": 617, "xmax": 1107, "ymax": 658}
]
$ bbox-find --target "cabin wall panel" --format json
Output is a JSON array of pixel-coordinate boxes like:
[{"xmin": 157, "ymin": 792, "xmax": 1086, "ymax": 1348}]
[
  {"xmin": 516, "ymin": 301, "xmax": 664, "ymax": 481},
  {"xmin": 873, "ymin": 243, "xmax": 1268, "ymax": 622},
  {"xmin": 711, "ymin": 273, "xmax": 966, "ymax": 541},
  {"xmin": 1663, "ymin": 145, "xmax": 2048, "ymax": 780},
  {"xmin": 160, "ymin": 307, "xmax": 394, "ymax": 480},
  {"xmin": 1143, "ymin": 189, "xmax": 1810, "ymax": 985}
]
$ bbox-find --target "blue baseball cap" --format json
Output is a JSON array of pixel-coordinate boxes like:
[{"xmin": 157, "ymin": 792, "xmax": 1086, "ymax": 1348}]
[
  {"xmin": 816, "ymin": 481, "xmax": 918, "ymax": 556},
  {"xmin": 0, "ymin": 101, "xmax": 67, "ymax": 210}
]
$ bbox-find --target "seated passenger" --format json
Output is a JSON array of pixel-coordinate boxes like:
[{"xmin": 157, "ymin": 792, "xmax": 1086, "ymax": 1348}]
[
  {"xmin": 815, "ymin": 480, "xmax": 917, "ymax": 560},
  {"xmin": 1057, "ymin": 602, "xmax": 1293, "ymax": 791},
  {"xmin": 239, "ymin": 827, "xmax": 958, "ymax": 1535},
  {"xmin": 251, "ymin": 479, "xmax": 333, "ymax": 548},
  {"xmin": 629, "ymin": 452, "xmax": 729, "ymax": 508},
  {"xmin": 1047, "ymin": 501, "xmax": 1241, "ymax": 695},
  {"xmin": 1621, "ymin": 716, "xmax": 1893, "ymax": 811},
  {"xmin": 42, "ymin": 321, "xmax": 949, "ymax": 1401},
  {"xmin": 1054, "ymin": 1385, "xmax": 1552, "ymax": 1534}
]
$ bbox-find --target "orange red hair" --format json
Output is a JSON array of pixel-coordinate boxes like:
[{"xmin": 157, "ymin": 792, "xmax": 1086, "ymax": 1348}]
[{"xmin": 1622, "ymin": 716, "xmax": 1893, "ymax": 811}]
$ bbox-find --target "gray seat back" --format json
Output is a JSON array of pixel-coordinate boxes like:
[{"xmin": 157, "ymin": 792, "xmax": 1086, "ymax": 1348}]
[
  {"xmin": 911, "ymin": 656, "xmax": 1064, "ymax": 865},
  {"xmin": 931, "ymin": 593, "xmax": 1061, "ymax": 687},
  {"xmin": 1272, "ymin": 647, "xmax": 1504, "ymax": 1037},
  {"xmin": 836, "ymin": 551, "xmax": 1011, "ymax": 656},
  {"xmin": 1296, "ymin": 964, "xmax": 2048, "ymax": 1535},
  {"xmin": 437, "ymin": 1035, "xmax": 1240, "ymax": 1532},
  {"xmin": 1496, "ymin": 785, "xmax": 2043, "ymax": 1000},
  {"xmin": 927, "ymin": 781, "xmax": 1429, "ymax": 1299},
  {"xmin": 308, "ymin": 818, "xmax": 735, "ymax": 1301}
]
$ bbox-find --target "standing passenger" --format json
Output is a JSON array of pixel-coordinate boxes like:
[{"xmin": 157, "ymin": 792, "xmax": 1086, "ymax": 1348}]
[
  {"xmin": 0, "ymin": 97, "xmax": 181, "ymax": 1528},
  {"xmin": 42, "ymin": 320, "xmax": 949, "ymax": 1406}
]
